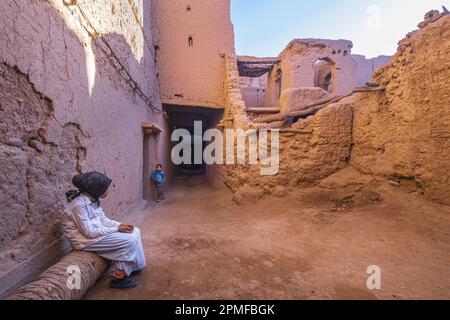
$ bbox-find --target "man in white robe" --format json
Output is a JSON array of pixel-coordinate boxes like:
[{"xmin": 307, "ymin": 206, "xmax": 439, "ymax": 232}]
[{"xmin": 64, "ymin": 171, "xmax": 146, "ymax": 289}]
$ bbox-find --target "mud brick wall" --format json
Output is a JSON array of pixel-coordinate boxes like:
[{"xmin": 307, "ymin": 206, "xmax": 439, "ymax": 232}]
[{"xmin": 0, "ymin": 0, "xmax": 166, "ymax": 298}]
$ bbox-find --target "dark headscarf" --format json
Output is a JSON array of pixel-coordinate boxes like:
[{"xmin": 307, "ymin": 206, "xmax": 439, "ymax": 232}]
[{"xmin": 66, "ymin": 171, "xmax": 112, "ymax": 206}]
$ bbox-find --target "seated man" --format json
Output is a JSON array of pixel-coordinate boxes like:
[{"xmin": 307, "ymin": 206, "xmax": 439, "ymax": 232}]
[{"xmin": 64, "ymin": 171, "xmax": 146, "ymax": 289}]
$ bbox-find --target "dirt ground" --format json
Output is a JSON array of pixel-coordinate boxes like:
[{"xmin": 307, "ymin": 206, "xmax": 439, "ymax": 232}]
[{"xmin": 84, "ymin": 175, "xmax": 450, "ymax": 300}]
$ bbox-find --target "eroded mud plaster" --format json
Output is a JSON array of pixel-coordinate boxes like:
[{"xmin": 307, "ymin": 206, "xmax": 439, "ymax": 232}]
[{"xmin": 0, "ymin": 0, "xmax": 167, "ymax": 298}]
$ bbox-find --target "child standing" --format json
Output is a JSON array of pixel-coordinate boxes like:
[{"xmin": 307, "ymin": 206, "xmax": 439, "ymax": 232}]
[{"xmin": 150, "ymin": 164, "xmax": 166, "ymax": 202}]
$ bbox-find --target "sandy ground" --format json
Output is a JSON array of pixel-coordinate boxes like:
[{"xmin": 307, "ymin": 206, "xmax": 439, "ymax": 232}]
[{"xmin": 85, "ymin": 176, "xmax": 450, "ymax": 300}]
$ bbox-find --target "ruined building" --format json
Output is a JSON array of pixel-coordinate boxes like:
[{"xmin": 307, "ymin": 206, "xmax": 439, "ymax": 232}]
[
  {"xmin": 238, "ymin": 40, "xmax": 391, "ymax": 112},
  {"xmin": 219, "ymin": 9, "xmax": 450, "ymax": 208},
  {"xmin": 0, "ymin": 0, "xmax": 449, "ymax": 299}
]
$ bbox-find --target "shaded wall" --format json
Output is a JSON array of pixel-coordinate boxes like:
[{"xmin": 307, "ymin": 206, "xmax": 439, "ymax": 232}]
[
  {"xmin": 0, "ymin": 0, "xmax": 165, "ymax": 297},
  {"xmin": 218, "ymin": 101, "xmax": 354, "ymax": 192}
]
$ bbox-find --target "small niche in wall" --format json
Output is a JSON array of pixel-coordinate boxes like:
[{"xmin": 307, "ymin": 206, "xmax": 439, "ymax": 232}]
[{"xmin": 188, "ymin": 36, "xmax": 194, "ymax": 47}]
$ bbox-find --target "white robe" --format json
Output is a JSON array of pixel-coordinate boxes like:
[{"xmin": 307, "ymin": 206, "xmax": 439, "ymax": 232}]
[{"xmin": 63, "ymin": 195, "xmax": 146, "ymax": 276}]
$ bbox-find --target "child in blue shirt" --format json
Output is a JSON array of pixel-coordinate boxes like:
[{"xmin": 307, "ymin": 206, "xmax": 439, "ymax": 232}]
[{"xmin": 150, "ymin": 164, "xmax": 166, "ymax": 202}]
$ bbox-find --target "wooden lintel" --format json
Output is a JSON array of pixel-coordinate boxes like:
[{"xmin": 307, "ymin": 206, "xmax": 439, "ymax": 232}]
[{"xmin": 142, "ymin": 122, "xmax": 163, "ymax": 135}]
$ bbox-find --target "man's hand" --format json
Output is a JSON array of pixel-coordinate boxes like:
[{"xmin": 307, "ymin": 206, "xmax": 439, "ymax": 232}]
[{"xmin": 118, "ymin": 224, "xmax": 134, "ymax": 233}]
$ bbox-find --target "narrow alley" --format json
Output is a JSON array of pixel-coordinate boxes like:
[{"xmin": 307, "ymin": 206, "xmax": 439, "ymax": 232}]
[{"xmin": 85, "ymin": 176, "xmax": 450, "ymax": 300}]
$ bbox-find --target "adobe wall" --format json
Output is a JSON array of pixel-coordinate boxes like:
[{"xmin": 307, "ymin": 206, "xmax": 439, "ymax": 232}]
[
  {"xmin": 223, "ymin": 11, "xmax": 449, "ymax": 208},
  {"xmin": 219, "ymin": 50, "xmax": 354, "ymax": 194},
  {"xmin": 218, "ymin": 100, "xmax": 354, "ymax": 194},
  {"xmin": 350, "ymin": 14, "xmax": 450, "ymax": 205},
  {"xmin": 220, "ymin": 54, "xmax": 353, "ymax": 193},
  {"xmin": 0, "ymin": 0, "xmax": 165, "ymax": 298},
  {"xmin": 151, "ymin": 0, "xmax": 235, "ymax": 108},
  {"xmin": 238, "ymin": 48, "xmax": 391, "ymax": 112},
  {"xmin": 259, "ymin": 39, "xmax": 357, "ymax": 110},
  {"xmin": 352, "ymin": 54, "xmax": 392, "ymax": 86}
]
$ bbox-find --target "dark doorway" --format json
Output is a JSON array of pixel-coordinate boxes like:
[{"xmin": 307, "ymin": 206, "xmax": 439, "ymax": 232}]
[{"xmin": 164, "ymin": 104, "xmax": 223, "ymax": 179}]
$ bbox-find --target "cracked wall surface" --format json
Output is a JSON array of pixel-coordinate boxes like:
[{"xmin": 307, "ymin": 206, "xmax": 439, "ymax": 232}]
[
  {"xmin": 0, "ymin": 0, "xmax": 166, "ymax": 298},
  {"xmin": 352, "ymin": 54, "xmax": 392, "ymax": 87},
  {"xmin": 219, "ymin": 97, "xmax": 354, "ymax": 196},
  {"xmin": 151, "ymin": 0, "xmax": 235, "ymax": 108},
  {"xmin": 238, "ymin": 51, "xmax": 391, "ymax": 112},
  {"xmin": 264, "ymin": 39, "xmax": 357, "ymax": 110},
  {"xmin": 220, "ymin": 12, "xmax": 449, "ymax": 209}
]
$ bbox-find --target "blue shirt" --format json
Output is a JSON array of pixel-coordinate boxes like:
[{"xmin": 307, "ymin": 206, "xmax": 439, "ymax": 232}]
[{"xmin": 150, "ymin": 171, "xmax": 165, "ymax": 184}]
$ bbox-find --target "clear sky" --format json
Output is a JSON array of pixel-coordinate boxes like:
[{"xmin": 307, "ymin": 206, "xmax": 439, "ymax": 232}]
[{"xmin": 231, "ymin": 0, "xmax": 448, "ymax": 58}]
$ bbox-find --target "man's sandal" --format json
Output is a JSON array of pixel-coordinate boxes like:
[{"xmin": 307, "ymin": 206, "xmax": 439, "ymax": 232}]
[{"xmin": 110, "ymin": 277, "xmax": 138, "ymax": 289}]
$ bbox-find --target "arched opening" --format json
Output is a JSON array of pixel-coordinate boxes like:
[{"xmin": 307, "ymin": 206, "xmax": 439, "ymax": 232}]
[{"xmin": 314, "ymin": 58, "xmax": 335, "ymax": 93}]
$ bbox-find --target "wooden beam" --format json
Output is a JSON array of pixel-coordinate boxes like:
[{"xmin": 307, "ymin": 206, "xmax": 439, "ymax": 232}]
[
  {"xmin": 142, "ymin": 122, "xmax": 163, "ymax": 135},
  {"xmin": 246, "ymin": 107, "xmax": 281, "ymax": 114}
]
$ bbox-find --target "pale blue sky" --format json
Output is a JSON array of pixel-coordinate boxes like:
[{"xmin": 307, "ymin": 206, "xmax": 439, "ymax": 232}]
[{"xmin": 231, "ymin": 0, "xmax": 448, "ymax": 58}]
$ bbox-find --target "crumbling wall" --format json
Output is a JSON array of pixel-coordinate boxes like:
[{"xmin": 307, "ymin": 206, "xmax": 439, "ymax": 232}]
[
  {"xmin": 219, "ymin": 49, "xmax": 353, "ymax": 198},
  {"xmin": 0, "ymin": 62, "xmax": 88, "ymax": 298},
  {"xmin": 237, "ymin": 49, "xmax": 391, "ymax": 112},
  {"xmin": 219, "ymin": 100, "xmax": 353, "ymax": 197},
  {"xmin": 0, "ymin": 0, "xmax": 164, "ymax": 298},
  {"xmin": 281, "ymin": 40, "xmax": 355, "ymax": 94},
  {"xmin": 350, "ymin": 14, "xmax": 450, "ymax": 204},
  {"xmin": 219, "ymin": 11, "xmax": 450, "ymax": 208},
  {"xmin": 239, "ymin": 73, "xmax": 268, "ymax": 109},
  {"xmin": 352, "ymin": 54, "xmax": 392, "ymax": 86}
]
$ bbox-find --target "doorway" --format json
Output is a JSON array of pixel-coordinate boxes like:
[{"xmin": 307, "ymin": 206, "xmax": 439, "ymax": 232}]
[
  {"xmin": 163, "ymin": 104, "xmax": 223, "ymax": 183},
  {"xmin": 142, "ymin": 122, "xmax": 162, "ymax": 200}
]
